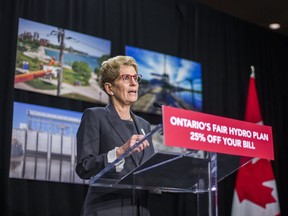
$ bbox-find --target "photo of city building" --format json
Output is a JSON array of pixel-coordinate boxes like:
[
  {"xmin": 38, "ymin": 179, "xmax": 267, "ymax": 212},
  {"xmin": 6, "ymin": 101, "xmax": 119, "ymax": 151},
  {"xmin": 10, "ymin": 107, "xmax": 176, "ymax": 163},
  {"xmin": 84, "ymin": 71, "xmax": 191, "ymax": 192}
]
[{"xmin": 9, "ymin": 102, "xmax": 87, "ymax": 184}]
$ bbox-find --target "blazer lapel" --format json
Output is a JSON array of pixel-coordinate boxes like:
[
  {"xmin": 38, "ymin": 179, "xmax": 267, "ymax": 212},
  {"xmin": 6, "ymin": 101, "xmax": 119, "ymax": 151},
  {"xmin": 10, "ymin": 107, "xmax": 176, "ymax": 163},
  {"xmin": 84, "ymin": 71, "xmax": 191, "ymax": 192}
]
[
  {"xmin": 105, "ymin": 103, "xmax": 129, "ymax": 142},
  {"xmin": 131, "ymin": 113, "xmax": 150, "ymax": 165},
  {"xmin": 105, "ymin": 103, "xmax": 139, "ymax": 166}
]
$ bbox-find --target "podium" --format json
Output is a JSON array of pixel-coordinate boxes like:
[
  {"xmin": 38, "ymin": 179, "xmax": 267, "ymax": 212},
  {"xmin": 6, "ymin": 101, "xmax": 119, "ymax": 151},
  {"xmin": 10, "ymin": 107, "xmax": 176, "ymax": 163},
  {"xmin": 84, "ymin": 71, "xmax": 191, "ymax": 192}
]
[
  {"xmin": 89, "ymin": 124, "xmax": 252, "ymax": 216},
  {"xmin": 88, "ymin": 105, "xmax": 273, "ymax": 215}
]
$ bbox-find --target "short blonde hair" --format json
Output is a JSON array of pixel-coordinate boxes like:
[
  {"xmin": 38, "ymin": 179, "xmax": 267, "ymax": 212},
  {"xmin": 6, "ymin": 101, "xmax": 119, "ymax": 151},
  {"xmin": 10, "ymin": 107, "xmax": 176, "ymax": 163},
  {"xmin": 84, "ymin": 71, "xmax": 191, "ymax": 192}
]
[{"xmin": 98, "ymin": 55, "xmax": 138, "ymax": 92}]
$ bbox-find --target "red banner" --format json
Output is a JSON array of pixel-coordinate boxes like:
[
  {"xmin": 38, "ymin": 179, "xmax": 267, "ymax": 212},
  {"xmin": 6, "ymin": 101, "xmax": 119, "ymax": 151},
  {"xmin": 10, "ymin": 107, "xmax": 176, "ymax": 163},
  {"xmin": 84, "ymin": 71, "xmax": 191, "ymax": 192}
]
[{"xmin": 162, "ymin": 105, "xmax": 274, "ymax": 160}]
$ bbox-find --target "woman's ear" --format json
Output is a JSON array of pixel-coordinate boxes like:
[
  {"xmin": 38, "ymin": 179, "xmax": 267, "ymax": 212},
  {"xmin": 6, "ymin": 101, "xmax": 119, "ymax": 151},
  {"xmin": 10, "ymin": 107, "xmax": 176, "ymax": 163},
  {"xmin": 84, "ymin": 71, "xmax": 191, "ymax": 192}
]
[{"xmin": 104, "ymin": 83, "xmax": 114, "ymax": 96}]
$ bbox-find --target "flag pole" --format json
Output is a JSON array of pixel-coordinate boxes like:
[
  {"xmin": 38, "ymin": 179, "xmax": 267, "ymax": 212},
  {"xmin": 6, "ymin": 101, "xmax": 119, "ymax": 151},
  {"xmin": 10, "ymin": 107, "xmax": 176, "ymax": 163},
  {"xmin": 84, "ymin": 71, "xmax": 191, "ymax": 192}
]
[{"xmin": 250, "ymin": 65, "xmax": 255, "ymax": 77}]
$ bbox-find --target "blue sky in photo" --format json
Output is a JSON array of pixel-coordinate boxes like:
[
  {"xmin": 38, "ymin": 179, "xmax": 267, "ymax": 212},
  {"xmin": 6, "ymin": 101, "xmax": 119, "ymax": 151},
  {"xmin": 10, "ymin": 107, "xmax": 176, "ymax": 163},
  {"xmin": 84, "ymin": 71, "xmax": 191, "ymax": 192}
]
[
  {"xmin": 18, "ymin": 18, "xmax": 111, "ymax": 57},
  {"xmin": 13, "ymin": 102, "xmax": 82, "ymax": 129},
  {"xmin": 126, "ymin": 45, "xmax": 202, "ymax": 90}
]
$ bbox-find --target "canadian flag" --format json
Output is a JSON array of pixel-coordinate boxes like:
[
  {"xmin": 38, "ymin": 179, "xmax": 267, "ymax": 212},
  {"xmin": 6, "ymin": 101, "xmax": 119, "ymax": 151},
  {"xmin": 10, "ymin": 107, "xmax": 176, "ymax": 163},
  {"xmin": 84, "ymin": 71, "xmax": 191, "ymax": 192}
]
[{"xmin": 231, "ymin": 68, "xmax": 280, "ymax": 216}]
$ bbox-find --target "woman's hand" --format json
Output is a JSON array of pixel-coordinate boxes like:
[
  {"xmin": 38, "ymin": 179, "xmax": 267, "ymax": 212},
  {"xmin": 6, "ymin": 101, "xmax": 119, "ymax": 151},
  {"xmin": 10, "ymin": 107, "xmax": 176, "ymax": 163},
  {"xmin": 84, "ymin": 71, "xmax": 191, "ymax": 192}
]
[{"xmin": 116, "ymin": 134, "xmax": 150, "ymax": 157}]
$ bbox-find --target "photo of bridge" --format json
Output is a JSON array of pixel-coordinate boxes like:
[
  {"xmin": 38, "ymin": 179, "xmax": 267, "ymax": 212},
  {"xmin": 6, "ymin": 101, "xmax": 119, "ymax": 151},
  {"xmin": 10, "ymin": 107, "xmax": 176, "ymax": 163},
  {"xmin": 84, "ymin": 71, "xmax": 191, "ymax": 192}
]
[{"xmin": 126, "ymin": 46, "xmax": 202, "ymax": 115}]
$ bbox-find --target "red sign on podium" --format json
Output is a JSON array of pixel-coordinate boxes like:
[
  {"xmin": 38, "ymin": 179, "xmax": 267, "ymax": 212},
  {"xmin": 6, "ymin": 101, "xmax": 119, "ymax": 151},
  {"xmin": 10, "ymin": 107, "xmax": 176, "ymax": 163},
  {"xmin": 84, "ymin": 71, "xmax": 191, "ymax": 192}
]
[{"xmin": 162, "ymin": 106, "xmax": 274, "ymax": 160}]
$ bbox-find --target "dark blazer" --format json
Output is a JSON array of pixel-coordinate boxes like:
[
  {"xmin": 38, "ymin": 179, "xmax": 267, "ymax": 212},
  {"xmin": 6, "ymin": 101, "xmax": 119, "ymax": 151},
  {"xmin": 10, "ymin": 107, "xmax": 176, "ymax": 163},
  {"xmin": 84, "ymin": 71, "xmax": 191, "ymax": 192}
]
[{"xmin": 75, "ymin": 102, "xmax": 155, "ymax": 180}]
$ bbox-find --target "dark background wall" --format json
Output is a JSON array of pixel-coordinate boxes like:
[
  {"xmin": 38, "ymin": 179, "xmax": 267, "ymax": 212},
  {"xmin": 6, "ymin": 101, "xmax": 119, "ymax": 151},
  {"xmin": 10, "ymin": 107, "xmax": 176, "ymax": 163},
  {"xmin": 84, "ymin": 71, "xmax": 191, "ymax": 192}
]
[{"xmin": 1, "ymin": 0, "xmax": 287, "ymax": 215}]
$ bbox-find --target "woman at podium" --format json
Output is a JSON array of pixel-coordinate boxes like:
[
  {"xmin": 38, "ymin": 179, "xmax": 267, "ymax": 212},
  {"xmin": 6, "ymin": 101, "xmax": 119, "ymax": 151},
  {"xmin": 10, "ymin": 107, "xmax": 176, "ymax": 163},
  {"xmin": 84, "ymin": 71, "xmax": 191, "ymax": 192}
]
[{"xmin": 76, "ymin": 55, "xmax": 155, "ymax": 216}]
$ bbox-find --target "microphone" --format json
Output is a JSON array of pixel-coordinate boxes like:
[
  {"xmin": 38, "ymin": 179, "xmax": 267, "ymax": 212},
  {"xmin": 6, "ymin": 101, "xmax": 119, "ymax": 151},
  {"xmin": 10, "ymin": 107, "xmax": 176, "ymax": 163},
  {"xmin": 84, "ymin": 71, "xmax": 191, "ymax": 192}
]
[
  {"xmin": 153, "ymin": 102, "xmax": 164, "ymax": 108},
  {"xmin": 153, "ymin": 102, "xmax": 164, "ymax": 135}
]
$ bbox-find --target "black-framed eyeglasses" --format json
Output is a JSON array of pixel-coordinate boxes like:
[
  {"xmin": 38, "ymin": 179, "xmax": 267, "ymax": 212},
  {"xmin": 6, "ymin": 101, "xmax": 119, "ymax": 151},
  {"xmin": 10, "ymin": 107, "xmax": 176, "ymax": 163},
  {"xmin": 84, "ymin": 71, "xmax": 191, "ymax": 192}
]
[{"xmin": 120, "ymin": 74, "xmax": 142, "ymax": 83}]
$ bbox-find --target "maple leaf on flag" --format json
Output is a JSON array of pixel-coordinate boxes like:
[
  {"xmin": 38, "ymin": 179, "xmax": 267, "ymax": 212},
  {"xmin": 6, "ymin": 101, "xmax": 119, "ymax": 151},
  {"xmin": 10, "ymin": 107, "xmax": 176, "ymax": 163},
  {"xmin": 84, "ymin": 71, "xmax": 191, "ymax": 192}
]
[{"xmin": 235, "ymin": 159, "xmax": 276, "ymax": 208}]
